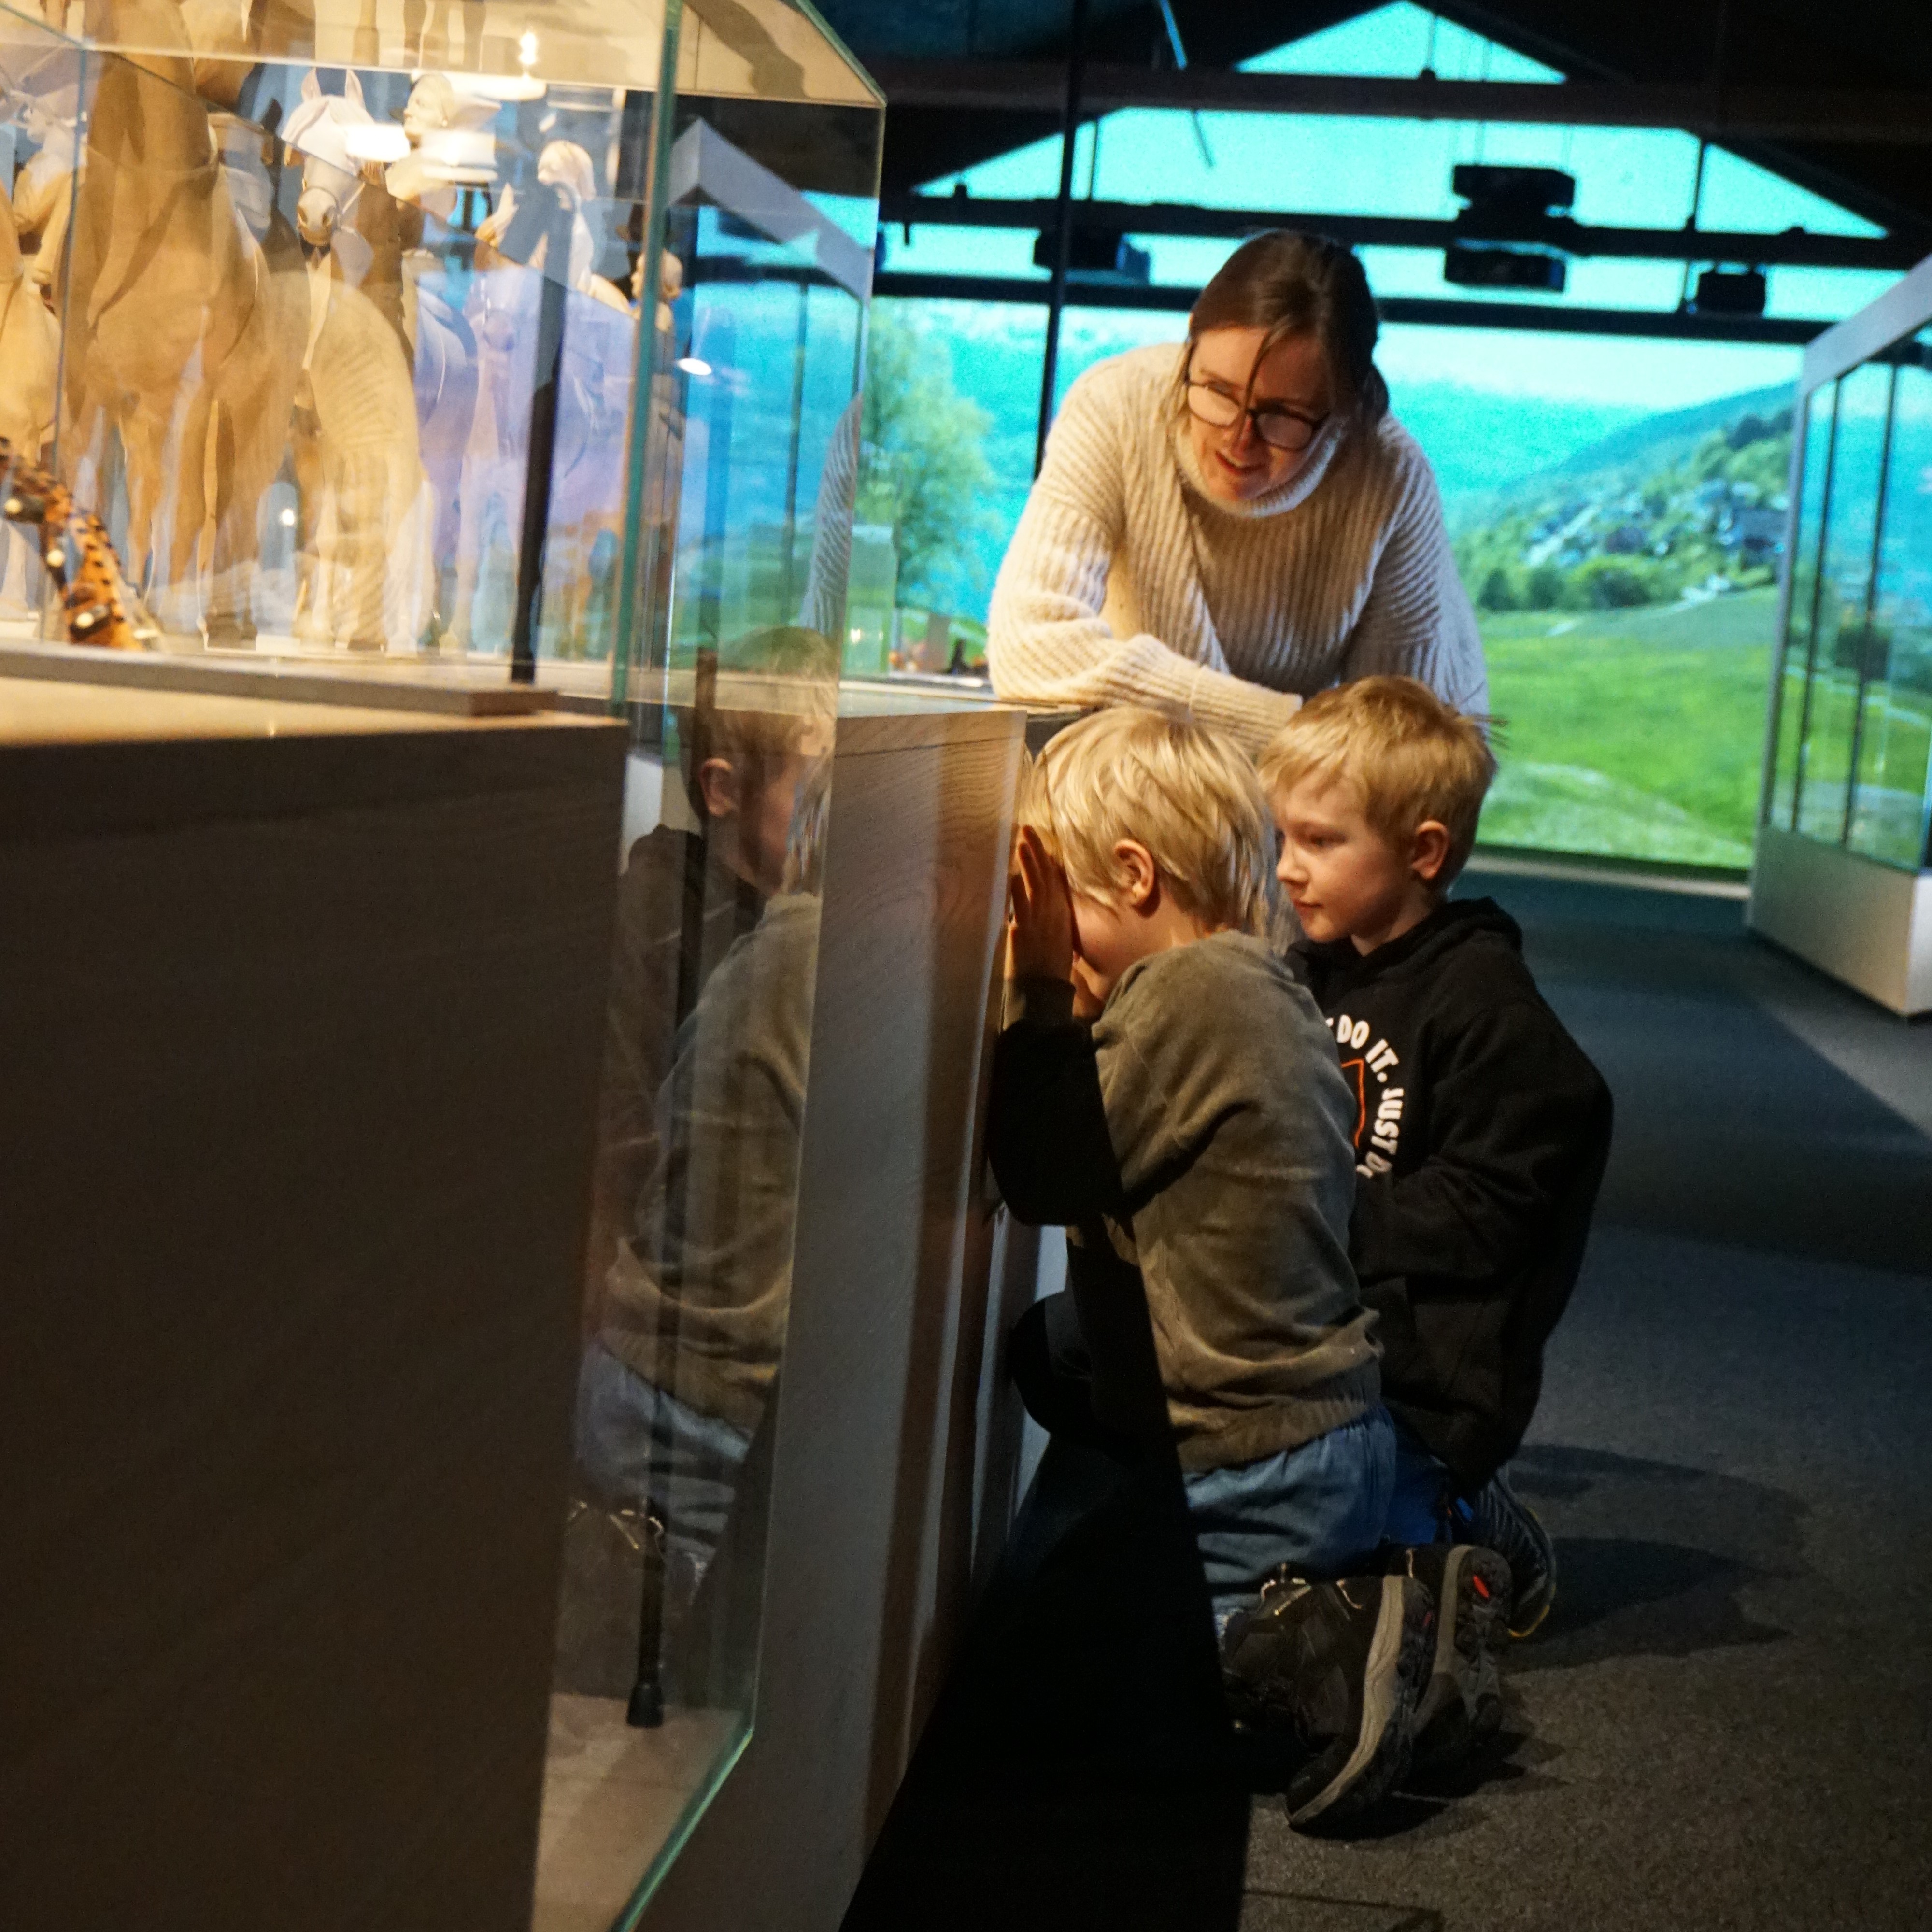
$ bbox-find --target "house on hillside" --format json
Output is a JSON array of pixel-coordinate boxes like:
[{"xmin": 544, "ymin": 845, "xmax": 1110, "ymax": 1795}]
[{"xmin": 1720, "ymin": 505, "xmax": 1787, "ymax": 566}]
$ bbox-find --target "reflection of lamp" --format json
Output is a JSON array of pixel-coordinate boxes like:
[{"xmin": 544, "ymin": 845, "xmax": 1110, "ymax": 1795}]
[
  {"xmin": 461, "ymin": 32, "xmax": 546, "ymax": 107},
  {"xmin": 342, "ymin": 124, "xmax": 412, "ymax": 166},
  {"xmin": 421, "ymin": 126, "xmax": 497, "ymax": 185},
  {"xmin": 676, "ymin": 356, "xmax": 712, "ymax": 377}
]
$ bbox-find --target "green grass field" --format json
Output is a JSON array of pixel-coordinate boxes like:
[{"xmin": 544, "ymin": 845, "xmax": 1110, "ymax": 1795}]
[{"xmin": 1477, "ymin": 589, "xmax": 1781, "ymax": 868}]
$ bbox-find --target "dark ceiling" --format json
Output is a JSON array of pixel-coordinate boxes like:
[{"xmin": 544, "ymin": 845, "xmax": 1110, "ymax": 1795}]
[{"xmin": 812, "ymin": 0, "xmax": 1932, "ymax": 248}]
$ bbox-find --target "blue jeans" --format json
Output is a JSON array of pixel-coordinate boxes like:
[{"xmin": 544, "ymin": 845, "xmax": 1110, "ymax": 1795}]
[
  {"xmin": 575, "ymin": 1342, "xmax": 753, "ymax": 1577},
  {"xmin": 1182, "ymin": 1406, "xmax": 1397, "ymax": 1624},
  {"xmin": 1383, "ymin": 1414, "xmax": 1464, "ymax": 1547}
]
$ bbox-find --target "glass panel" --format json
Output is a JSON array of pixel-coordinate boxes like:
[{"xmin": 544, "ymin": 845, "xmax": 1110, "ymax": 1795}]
[
  {"xmin": 1770, "ymin": 382, "xmax": 1837, "ymax": 827},
  {"xmin": 16, "ymin": 1, "xmax": 667, "ymax": 687},
  {"xmin": 0, "ymin": 3, "xmax": 80, "ymax": 635},
  {"xmin": 67, "ymin": 0, "xmax": 675, "ymax": 96},
  {"xmin": 1796, "ymin": 359, "xmax": 1891, "ymax": 842},
  {"xmin": 1849, "ymin": 337, "xmax": 1932, "ymax": 867},
  {"xmin": 858, "ymin": 296, "xmax": 1045, "ymax": 680},
  {"xmin": 538, "ymin": 11, "xmax": 881, "ymax": 1924}
]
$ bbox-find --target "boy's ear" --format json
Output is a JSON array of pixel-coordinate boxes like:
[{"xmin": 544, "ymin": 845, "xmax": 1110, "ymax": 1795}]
[
  {"xmin": 1411, "ymin": 819, "xmax": 1452, "ymax": 884},
  {"xmin": 696, "ymin": 756, "xmax": 741, "ymax": 821},
  {"xmin": 1112, "ymin": 838, "xmax": 1159, "ymax": 909}
]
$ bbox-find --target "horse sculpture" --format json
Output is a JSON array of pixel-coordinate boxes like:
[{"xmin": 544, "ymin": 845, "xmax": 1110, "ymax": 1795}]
[
  {"xmin": 61, "ymin": 0, "xmax": 308, "ymax": 645},
  {"xmin": 282, "ymin": 69, "xmax": 433, "ymax": 650},
  {"xmin": 0, "ymin": 170, "xmax": 60, "ymax": 613}
]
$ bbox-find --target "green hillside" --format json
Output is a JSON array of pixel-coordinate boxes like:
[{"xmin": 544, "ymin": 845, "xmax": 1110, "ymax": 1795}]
[{"xmin": 1480, "ymin": 592, "xmax": 1777, "ymax": 867}]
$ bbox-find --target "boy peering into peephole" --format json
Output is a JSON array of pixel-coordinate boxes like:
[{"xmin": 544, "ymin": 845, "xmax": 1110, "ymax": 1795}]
[
  {"xmin": 1263, "ymin": 677, "xmax": 1613, "ymax": 1688},
  {"xmin": 989, "ymin": 705, "xmax": 1435, "ymax": 1830}
]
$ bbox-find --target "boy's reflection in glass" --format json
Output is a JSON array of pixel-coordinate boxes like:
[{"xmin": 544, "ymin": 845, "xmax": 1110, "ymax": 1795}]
[{"xmin": 570, "ymin": 629, "xmax": 836, "ymax": 1708}]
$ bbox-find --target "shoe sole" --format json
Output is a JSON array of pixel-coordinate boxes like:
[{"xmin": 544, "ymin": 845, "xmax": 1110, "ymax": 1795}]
[
  {"xmin": 1413, "ymin": 1546, "xmax": 1512, "ymax": 1768},
  {"xmin": 1288, "ymin": 1577, "xmax": 1430, "ymax": 1830}
]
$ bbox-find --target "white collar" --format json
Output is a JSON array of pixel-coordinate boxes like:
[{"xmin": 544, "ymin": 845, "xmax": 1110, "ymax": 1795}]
[{"xmin": 1172, "ymin": 410, "xmax": 1350, "ymax": 521}]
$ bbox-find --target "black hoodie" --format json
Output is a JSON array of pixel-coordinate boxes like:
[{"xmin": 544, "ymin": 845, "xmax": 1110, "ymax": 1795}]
[{"xmin": 1293, "ymin": 897, "xmax": 1613, "ymax": 1491}]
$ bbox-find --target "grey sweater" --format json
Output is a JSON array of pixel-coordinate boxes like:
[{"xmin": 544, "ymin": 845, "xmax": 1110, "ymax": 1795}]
[{"xmin": 988, "ymin": 932, "xmax": 1380, "ymax": 1473}]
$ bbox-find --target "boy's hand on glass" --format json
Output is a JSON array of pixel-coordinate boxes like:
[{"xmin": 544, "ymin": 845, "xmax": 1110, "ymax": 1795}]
[{"xmin": 1007, "ymin": 826, "xmax": 1076, "ymax": 985}]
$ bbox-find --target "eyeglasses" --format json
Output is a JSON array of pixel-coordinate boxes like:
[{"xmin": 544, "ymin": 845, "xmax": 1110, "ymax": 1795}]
[{"xmin": 1183, "ymin": 378, "xmax": 1328, "ymax": 453}]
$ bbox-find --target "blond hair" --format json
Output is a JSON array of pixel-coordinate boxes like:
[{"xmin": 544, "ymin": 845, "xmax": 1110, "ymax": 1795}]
[
  {"xmin": 1020, "ymin": 707, "xmax": 1275, "ymax": 936},
  {"xmin": 1259, "ymin": 676, "xmax": 1495, "ymax": 884}
]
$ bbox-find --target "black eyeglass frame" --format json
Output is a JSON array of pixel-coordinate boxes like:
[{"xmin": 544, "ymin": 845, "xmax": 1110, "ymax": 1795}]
[{"xmin": 1182, "ymin": 372, "xmax": 1330, "ymax": 454}]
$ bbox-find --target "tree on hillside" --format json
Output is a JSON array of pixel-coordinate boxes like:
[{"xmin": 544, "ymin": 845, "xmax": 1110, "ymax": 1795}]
[
  {"xmin": 1478, "ymin": 565, "xmax": 1518, "ymax": 611},
  {"xmin": 857, "ymin": 309, "xmax": 994, "ymax": 608}
]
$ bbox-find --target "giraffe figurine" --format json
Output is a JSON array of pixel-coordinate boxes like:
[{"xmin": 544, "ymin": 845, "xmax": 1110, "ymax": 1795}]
[{"xmin": 0, "ymin": 436, "xmax": 147, "ymax": 649}]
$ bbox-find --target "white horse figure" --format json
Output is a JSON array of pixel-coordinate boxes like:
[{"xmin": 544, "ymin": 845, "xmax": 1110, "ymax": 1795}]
[
  {"xmin": 282, "ymin": 70, "xmax": 432, "ymax": 650},
  {"xmin": 5, "ymin": 77, "xmax": 77, "ymax": 310},
  {"xmin": 1, "ymin": 161, "xmax": 64, "ymax": 617}
]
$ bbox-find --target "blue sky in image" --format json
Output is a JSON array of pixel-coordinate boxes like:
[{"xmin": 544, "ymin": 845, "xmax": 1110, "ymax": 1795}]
[{"xmin": 885, "ymin": 1, "xmax": 1894, "ymax": 403}]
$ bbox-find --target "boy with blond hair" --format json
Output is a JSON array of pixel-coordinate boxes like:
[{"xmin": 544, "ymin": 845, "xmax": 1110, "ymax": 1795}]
[
  {"xmin": 1262, "ymin": 677, "xmax": 1612, "ymax": 1665},
  {"xmin": 991, "ymin": 705, "xmax": 1436, "ymax": 1829}
]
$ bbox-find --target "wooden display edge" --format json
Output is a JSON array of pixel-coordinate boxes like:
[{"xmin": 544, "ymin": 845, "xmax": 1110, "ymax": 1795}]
[{"xmin": 0, "ymin": 640, "xmax": 559, "ymax": 717}]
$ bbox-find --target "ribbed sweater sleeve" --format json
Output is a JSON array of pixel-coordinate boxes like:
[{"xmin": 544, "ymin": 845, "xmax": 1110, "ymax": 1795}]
[
  {"xmin": 986, "ymin": 345, "xmax": 1487, "ymax": 749},
  {"xmin": 1336, "ymin": 448, "xmax": 1491, "ymax": 715}
]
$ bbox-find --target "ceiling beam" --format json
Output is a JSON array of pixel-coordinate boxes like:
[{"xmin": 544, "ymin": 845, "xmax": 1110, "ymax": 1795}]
[
  {"xmin": 878, "ymin": 192, "xmax": 1921, "ymax": 270},
  {"xmin": 863, "ymin": 60, "xmax": 1932, "ymax": 143},
  {"xmin": 872, "ymin": 268, "xmax": 1840, "ymax": 343}
]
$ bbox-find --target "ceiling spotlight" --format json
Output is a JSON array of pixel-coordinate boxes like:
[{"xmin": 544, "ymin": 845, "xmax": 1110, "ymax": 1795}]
[
  {"xmin": 1030, "ymin": 227, "xmax": 1151, "ymax": 285},
  {"xmin": 1688, "ymin": 267, "xmax": 1768, "ymax": 317},
  {"xmin": 1444, "ymin": 243, "xmax": 1567, "ymax": 292},
  {"xmin": 1446, "ymin": 164, "xmax": 1576, "ymax": 296},
  {"xmin": 676, "ymin": 356, "xmax": 712, "ymax": 377}
]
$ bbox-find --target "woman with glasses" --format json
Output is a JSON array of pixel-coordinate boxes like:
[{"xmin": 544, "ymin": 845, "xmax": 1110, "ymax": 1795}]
[{"xmin": 987, "ymin": 231, "xmax": 1485, "ymax": 751}]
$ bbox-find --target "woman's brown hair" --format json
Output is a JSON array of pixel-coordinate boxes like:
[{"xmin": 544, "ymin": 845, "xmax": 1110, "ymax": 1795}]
[{"xmin": 1175, "ymin": 229, "xmax": 1389, "ymax": 428}]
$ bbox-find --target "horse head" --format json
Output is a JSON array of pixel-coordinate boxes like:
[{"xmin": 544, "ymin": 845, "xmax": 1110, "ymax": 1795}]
[{"xmin": 285, "ymin": 68, "xmax": 376, "ymax": 252}]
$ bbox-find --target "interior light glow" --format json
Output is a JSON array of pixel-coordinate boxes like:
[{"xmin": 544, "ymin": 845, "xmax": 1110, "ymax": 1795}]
[
  {"xmin": 342, "ymin": 124, "xmax": 411, "ymax": 165},
  {"xmin": 676, "ymin": 356, "xmax": 712, "ymax": 377}
]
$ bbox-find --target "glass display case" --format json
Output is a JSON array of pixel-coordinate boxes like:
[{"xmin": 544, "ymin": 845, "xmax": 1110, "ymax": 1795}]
[
  {"xmin": 1, "ymin": 0, "xmax": 877, "ymax": 695},
  {"xmin": 1767, "ymin": 326, "xmax": 1932, "ymax": 869},
  {"xmin": 1755, "ymin": 259, "xmax": 1932, "ymax": 1014},
  {"xmin": 8, "ymin": 0, "xmax": 881, "ymax": 1921}
]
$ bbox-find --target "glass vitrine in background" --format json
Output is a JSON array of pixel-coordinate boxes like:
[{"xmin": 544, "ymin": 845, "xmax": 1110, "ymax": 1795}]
[
  {"xmin": 1767, "ymin": 324, "xmax": 1932, "ymax": 871},
  {"xmin": 1756, "ymin": 274, "xmax": 1932, "ymax": 1017}
]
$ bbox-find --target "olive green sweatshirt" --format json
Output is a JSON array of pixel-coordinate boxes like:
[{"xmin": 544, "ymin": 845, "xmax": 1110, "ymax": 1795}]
[{"xmin": 989, "ymin": 932, "xmax": 1380, "ymax": 1473}]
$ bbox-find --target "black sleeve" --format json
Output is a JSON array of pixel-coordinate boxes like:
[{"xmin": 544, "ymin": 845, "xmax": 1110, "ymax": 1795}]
[
  {"xmin": 986, "ymin": 978, "xmax": 1126, "ymax": 1228},
  {"xmin": 1351, "ymin": 999, "xmax": 1611, "ymax": 1286}
]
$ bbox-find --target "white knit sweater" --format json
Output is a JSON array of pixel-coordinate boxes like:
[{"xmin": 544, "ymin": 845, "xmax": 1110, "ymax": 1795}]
[{"xmin": 986, "ymin": 344, "xmax": 1488, "ymax": 752}]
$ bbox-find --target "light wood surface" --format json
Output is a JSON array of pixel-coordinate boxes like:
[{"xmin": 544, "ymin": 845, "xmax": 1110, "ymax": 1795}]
[{"xmin": 0, "ymin": 676, "xmax": 627, "ymax": 1932}]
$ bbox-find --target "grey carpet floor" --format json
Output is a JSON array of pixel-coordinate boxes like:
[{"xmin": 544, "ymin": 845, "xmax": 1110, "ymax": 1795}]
[{"xmin": 845, "ymin": 870, "xmax": 1932, "ymax": 1932}]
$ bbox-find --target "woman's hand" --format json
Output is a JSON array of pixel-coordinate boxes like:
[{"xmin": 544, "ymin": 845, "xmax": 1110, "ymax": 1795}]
[{"xmin": 1007, "ymin": 826, "xmax": 1075, "ymax": 984}]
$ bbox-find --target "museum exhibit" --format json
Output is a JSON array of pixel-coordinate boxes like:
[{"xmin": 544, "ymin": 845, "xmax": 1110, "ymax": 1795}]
[{"xmin": 1, "ymin": 1, "xmax": 1929, "ymax": 1929}]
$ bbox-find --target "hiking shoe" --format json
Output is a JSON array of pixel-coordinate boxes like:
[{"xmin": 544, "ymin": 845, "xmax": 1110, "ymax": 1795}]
[
  {"xmin": 1219, "ymin": 1569, "xmax": 1434, "ymax": 1830},
  {"xmin": 1464, "ymin": 1467, "xmax": 1556, "ymax": 1638},
  {"xmin": 1386, "ymin": 1544, "xmax": 1511, "ymax": 1771}
]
